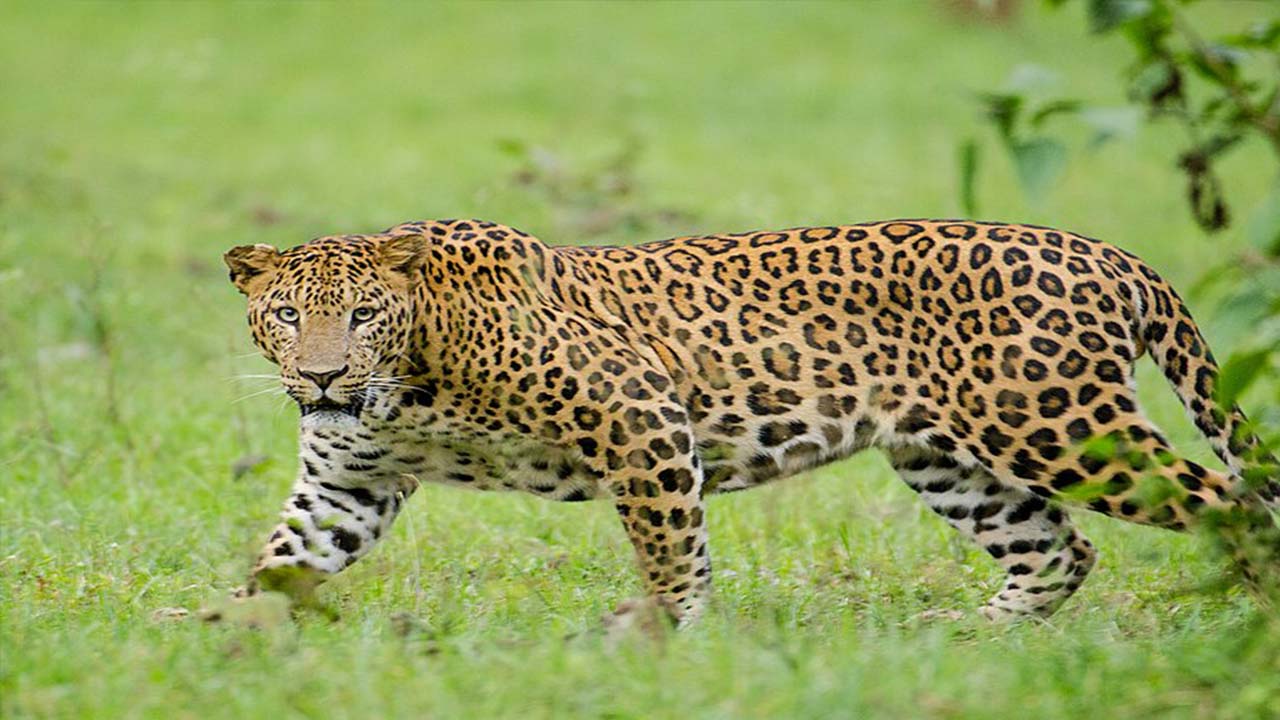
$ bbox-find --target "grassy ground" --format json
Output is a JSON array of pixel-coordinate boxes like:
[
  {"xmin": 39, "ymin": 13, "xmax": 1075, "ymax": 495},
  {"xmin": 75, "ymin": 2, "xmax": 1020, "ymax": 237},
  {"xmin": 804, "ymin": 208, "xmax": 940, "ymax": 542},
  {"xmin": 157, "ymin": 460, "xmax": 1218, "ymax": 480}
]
[{"xmin": 3, "ymin": 2, "xmax": 1279, "ymax": 718}]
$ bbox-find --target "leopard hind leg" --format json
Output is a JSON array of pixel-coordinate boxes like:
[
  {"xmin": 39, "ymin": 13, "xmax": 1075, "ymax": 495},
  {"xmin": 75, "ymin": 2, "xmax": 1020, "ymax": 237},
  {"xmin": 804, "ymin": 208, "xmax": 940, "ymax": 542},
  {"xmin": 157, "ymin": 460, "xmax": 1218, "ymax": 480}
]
[{"xmin": 889, "ymin": 446, "xmax": 1097, "ymax": 620}]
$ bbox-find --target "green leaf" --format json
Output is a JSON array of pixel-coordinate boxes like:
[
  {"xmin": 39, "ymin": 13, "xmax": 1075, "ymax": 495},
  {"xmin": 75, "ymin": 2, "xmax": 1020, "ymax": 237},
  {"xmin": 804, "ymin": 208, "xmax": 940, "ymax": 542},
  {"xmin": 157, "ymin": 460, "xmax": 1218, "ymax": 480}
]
[
  {"xmin": 495, "ymin": 138, "xmax": 528, "ymax": 158},
  {"xmin": 1221, "ymin": 20, "xmax": 1280, "ymax": 50},
  {"xmin": 1200, "ymin": 132, "xmax": 1244, "ymax": 160},
  {"xmin": 1246, "ymin": 178, "xmax": 1280, "ymax": 257},
  {"xmin": 1215, "ymin": 284, "xmax": 1272, "ymax": 328},
  {"xmin": 1135, "ymin": 474, "xmax": 1180, "ymax": 509},
  {"xmin": 1119, "ymin": 3, "xmax": 1173, "ymax": 59},
  {"xmin": 1079, "ymin": 106, "xmax": 1141, "ymax": 148},
  {"xmin": 958, "ymin": 139, "xmax": 981, "ymax": 218},
  {"xmin": 1057, "ymin": 480, "xmax": 1113, "ymax": 503},
  {"xmin": 1079, "ymin": 433, "xmax": 1121, "ymax": 462},
  {"xmin": 1215, "ymin": 349, "xmax": 1273, "ymax": 409},
  {"xmin": 1187, "ymin": 259, "xmax": 1239, "ymax": 298},
  {"xmin": 1129, "ymin": 60, "xmax": 1178, "ymax": 104},
  {"xmin": 1006, "ymin": 64, "xmax": 1060, "ymax": 94},
  {"xmin": 1011, "ymin": 138, "xmax": 1067, "ymax": 205},
  {"xmin": 1185, "ymin": 44, "xmax": 1246, "ymax": 85},
  {"xmin": 1030, "ymin": 100, "xmax": 1083, "ymax": 128},
  {"xmin": 1253, "ymin": 20, "xmax": 1280, "ymax": 48},
  {"xmin": 1087, "ymin": 0, "xmax": 1153, "ymax": 34},
  {"xmin": 980, "ymin": 93, "xmax": 1023, "ymax": 143}
]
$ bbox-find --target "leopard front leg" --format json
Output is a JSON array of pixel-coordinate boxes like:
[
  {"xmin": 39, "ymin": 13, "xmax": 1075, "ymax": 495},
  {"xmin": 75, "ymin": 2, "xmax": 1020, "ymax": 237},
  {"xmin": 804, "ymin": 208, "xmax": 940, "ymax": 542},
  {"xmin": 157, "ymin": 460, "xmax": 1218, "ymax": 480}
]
[
  {"xmin": 612, "ymin": 463, "xmax": 710, "ymax": 627},
  {"xmin": 242, "ymin": 470, "xmax": 418, "ymax": 603},
  {"xmin": 583, "ymin": 406, "xmax": 711, "ymax": 628}
]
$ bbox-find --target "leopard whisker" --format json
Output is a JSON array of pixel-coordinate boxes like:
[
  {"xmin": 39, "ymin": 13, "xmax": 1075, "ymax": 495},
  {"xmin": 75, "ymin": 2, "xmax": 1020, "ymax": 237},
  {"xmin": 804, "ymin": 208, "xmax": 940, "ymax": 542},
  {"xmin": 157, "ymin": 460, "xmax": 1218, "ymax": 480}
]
[
  {"xmin": 232, "ymin": 386, "xmax": 288, "ymax": 404},
  {"xmin": 370, "ymin": 373, "xmax": 412, "ymax": 383},
  {"xmin": 366, "ymin": 379, "xmax": 414, "ymax": 389}
]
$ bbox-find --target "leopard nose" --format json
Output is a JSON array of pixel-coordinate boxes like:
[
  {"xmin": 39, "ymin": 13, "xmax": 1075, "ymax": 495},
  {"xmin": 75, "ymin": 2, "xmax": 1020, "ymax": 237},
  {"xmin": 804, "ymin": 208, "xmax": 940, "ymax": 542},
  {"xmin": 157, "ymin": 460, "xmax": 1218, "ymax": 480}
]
[{"xmin": 298, "ymin": 365, "xmax": 349, "ymax": 391}]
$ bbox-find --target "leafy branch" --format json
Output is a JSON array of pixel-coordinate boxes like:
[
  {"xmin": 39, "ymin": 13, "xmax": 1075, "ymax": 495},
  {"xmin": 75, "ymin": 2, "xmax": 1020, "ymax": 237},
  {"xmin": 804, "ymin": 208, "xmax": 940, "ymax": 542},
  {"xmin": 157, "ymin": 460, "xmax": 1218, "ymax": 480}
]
[
  {"xmin": 959, "ymin": 0, "xmax": 1280, "ymax": 608},
  {"xmin": 963, "ymin": 0, "xmax": 1279, "ymax": 233}
]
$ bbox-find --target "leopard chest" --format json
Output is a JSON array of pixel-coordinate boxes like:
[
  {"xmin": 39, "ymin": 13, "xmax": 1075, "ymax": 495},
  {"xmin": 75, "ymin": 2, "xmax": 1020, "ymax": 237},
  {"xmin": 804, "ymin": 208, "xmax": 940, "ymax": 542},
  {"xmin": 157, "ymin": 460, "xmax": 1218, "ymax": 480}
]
[{"xmin": 298, "ymin": 399, "xmax": 604, "ymax": 503}]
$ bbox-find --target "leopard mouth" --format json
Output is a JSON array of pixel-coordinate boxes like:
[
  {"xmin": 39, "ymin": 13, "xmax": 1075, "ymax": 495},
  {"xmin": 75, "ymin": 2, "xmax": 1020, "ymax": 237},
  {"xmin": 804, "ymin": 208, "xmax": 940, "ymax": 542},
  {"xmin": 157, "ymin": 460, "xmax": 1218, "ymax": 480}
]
[{"xmin": 299, "ymin": 393, "xmax": 365, "ymax": 418}]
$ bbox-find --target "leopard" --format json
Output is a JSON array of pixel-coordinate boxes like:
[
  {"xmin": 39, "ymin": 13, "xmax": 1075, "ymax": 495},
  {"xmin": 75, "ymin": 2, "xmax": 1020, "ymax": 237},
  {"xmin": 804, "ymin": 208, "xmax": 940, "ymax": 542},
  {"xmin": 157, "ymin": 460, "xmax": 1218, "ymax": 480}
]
[{"xmin": 223, "ymin": 218, "xmax": 1278, "ymax": 625}]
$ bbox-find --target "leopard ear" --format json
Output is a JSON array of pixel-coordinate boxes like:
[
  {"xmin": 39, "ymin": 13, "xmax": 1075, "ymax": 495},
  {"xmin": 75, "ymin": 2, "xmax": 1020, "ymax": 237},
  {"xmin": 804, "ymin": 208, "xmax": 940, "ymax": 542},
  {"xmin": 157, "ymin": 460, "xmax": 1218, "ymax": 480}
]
[
  {"xmin": 380, "ymin": 234, "xmax": 429, "ymax": 276},
  {"xmin": 223, "ymin": 244, "xmax": 280, "ymax": 295}
]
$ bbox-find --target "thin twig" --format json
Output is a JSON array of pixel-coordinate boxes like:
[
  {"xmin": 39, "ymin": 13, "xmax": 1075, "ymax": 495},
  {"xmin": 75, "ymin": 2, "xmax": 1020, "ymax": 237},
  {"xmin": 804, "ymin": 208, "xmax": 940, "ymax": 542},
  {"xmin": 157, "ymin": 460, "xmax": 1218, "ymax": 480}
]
[
  {"xmin": 225, "ymin": 332, "xmax": 256, "ymax": 456},
  {"xmin": 1169, "ymin": 5, "xmax": 1280, "ymax": 158},
  {"xmin": 29, "ymin": 351, "xmax": 72, "ymax": 485}
]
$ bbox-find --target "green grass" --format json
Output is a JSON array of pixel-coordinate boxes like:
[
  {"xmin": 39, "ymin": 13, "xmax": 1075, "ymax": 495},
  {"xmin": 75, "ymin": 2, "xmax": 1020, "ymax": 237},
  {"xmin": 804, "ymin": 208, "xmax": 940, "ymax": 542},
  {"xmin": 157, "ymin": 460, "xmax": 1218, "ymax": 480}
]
[{"xmin": 3, "ymin": 2, "xmax": 1279, "ymax": 718}]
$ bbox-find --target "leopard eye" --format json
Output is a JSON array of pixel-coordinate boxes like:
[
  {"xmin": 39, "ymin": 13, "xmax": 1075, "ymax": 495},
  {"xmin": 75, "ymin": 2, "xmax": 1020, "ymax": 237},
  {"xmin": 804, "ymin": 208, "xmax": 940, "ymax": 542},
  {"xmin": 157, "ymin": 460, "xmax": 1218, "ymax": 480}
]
[
  {"xmin": 275, "ymin": 307, "xmax": 299, "ymax": 324},
  {"xmin": 351, "ymin": 306, "xmax": 377, "ymax": 324}
]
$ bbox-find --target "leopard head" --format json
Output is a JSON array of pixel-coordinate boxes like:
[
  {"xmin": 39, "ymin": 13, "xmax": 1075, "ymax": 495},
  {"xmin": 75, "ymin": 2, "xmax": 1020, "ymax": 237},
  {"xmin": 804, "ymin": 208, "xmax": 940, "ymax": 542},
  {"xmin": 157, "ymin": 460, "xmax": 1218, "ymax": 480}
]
[{"xmin": 224, "ymin": 234, "xmax": 427, "ymax": 420}]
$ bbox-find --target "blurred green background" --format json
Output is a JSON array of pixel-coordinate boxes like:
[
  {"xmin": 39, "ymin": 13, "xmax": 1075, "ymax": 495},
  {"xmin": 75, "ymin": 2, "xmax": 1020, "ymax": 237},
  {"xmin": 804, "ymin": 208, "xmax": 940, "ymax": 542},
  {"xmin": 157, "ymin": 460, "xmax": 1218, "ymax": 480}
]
[{"xmin": 2, "ymin": 2, "xmax": 1277, "ymax": 718}]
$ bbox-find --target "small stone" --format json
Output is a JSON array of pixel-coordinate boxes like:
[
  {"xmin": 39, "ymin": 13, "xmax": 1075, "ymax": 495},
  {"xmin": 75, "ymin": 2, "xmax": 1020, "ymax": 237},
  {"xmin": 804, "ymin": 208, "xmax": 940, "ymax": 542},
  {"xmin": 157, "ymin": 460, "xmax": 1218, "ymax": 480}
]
[
  {"xmin": 198, "ymin": 591, "xmax": 291, "ymax": 629},
  {"xmin": 602, "ymin": 597, "xmax": 672, "ymax": 647},
  {"xmin": 151, "ymin": 607, "xmax": 191, "ymax": 622},
  {"xmin": 231, "ymin": 454, "xmax": 271, "ymax": 480}
]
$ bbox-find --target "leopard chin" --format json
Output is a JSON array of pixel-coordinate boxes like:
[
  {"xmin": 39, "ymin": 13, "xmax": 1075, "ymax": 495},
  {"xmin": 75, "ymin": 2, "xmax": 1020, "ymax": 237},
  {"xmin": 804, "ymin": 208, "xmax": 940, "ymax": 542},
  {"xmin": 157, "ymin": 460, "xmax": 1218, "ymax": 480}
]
[
  {"xmin": 299, "ymin": 410, "xmax": 362, "ymax": 432},
  {"xmin": 298, "ymin": 393, "xmax": 365, "ymax": 421}
]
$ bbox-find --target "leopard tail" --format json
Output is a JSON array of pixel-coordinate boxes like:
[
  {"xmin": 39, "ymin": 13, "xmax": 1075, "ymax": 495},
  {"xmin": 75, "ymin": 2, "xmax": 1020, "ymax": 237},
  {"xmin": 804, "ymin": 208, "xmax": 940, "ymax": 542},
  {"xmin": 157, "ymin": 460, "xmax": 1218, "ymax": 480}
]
[{"xmin": 1128, "ymin": 265, "xmax": 1279, "ymax": 505}]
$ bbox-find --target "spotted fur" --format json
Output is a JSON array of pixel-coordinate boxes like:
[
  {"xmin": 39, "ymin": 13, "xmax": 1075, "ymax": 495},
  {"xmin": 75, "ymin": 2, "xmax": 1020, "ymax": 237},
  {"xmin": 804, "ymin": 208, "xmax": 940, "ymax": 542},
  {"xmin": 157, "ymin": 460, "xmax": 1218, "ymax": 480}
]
[{"xmin": 225, "ymin": 218, "xmax": 1277, "ymax": 623}]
